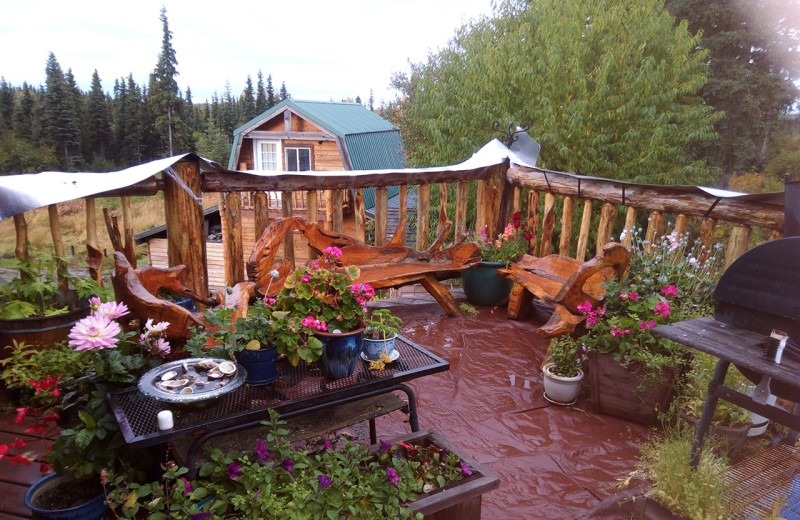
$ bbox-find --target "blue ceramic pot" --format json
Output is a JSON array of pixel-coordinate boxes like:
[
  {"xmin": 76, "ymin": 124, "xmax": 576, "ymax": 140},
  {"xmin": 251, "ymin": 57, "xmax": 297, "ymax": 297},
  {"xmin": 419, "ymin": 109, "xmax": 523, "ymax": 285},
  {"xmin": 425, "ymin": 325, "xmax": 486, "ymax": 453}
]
[
  {"xmin": 362, "ymin": 334, "xmax": 397, "ymax": 361},
  {"xmin": 234, "ymin": 348, "xmax": 279, "ymax": 385},
  {"xmin": 25, "ymin": 473, "xmax": 107, "ymax": 520},
  {"xmin": 461, "ymin": 261, "xmax": 514, "ymax": 306},
  {"xmin": 316, "ymin": 326, "xmax": 365, "ymax": 379}
]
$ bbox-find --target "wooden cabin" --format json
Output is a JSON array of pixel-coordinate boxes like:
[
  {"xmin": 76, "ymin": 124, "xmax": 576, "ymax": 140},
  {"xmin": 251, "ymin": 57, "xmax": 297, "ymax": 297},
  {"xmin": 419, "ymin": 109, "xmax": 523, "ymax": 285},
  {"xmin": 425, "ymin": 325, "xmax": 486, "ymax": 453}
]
[{"xmin": 143, "ymin": 100, "xmax": 406, "ymax": 289}]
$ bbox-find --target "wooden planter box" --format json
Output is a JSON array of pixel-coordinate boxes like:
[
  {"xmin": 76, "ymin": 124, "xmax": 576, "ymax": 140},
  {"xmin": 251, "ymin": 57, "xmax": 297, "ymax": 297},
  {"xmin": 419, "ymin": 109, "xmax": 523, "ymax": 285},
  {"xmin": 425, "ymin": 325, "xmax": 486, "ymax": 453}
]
[
  {"xmin": 587, "ymin": 350, "xmax": 681, "ymax": 426},
  {"xmin": 391, "ymin": 429, "xmax": 500, "ymax": 520}
]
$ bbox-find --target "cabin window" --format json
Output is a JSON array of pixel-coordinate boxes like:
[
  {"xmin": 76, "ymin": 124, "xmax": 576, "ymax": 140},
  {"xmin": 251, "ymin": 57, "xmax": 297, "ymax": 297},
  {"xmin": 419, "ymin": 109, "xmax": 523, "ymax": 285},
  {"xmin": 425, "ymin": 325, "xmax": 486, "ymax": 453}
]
[
  {"xmin": 255, "ymin": 140, "xmax": 281, "ymax": 171},
  {"xmin": 286, "ymin": 147, "xmax": 311, "ymax": 171}
]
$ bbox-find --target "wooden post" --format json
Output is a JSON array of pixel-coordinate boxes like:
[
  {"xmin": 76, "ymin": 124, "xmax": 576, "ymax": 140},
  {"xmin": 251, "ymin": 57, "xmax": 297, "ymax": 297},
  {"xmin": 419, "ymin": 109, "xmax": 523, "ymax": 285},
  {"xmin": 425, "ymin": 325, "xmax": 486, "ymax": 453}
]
[
  {"xmin": 576, "ymin": 200, "xmax": 593, "ymax": 261},
  {"xmin": 526, "ymin": 190, "xmax": 540, "ymax": 254},
  {"xmin": 253, "ymin": 191, "xmax": 270, "ymax": 241},
  {"xmin": 222, "ymin": 192, "xmax": 245, "ymax": 285},
  {"xmin": 674, "ymin": 214, "xmax": 689, "ymax": 240},
  {"xmin": 539, "ymin": 192, "xmax": 556, "ymax": 257},
  {"xmin": 595, "ymin": 202, "xmax": 617, "ymax": 254},
  {"xmin": 477, "ymin": 164, "xmax": 509, "ymax": 240},
  {"xmin": 163, "ymin": 160, "xmax": 208, "ymax": 297},
  {"xmin": 354, "ymin": 189, "xmax": 367, "ymax": 243},
  {"xmin": 281, "ymin": 191, "xmax": 295, "ymax": 266},
  {"xmin": 331, "ymin": 190, "xmax": 344, "ymax": 233},
  {"xmin": 698, "ymin": 218, "xmax": 717, "ymax": 265},
  {"xmin": 84, "ymin": 198, "xmax": 103, "ymax": 285},
  {"xmin": 375, "ymin": 186, "xmax": 388, "ymax": 246},
  {"xmin": 307, "ymin": 190, "xmax": 319, "ymax": 259},
  {"xmin": 725, "ymin": 225, "xmax": 751, "ymax": 269},
  {"xmin": 622, "ymin": 206, "xmax": 637, "ymax": 248},
  {"xmin": 559, "ymin": 196, "xmax": 574, "ymax": 256},
  {"xmin": 455, "ymin": 181, "xmax": 469, "ymax": 244},
  {"xmin": 324, "ymin": 190, "xmax": 334, "ymax": 229},
  {"xmin": 47, "ymin": 204, "xmax": 68, "ymax": 290},
  {"xmin": 13, "ymin": 214, "xmax": 29, "ymax": 262},
  {"xmin": 513, "ymin": 186, "xmax": 521, "ymax": 214},
  {"xmin": 121, "ymin": 196, "xmax": 135, "ymax": 267},
  {"xmin": 417, "ymin": 184, "xmax": 431, "ymax": 250},
  {"xmin": 398, "ymin": 186, "xmax": 408, "ymax": 227},
  {"xmin": 436, "ymin": 183, "xmax": 448, "ymax": 240},
  {"xmin": 644, "ymin": 211, "xmax": 664, "ymax": 253}
]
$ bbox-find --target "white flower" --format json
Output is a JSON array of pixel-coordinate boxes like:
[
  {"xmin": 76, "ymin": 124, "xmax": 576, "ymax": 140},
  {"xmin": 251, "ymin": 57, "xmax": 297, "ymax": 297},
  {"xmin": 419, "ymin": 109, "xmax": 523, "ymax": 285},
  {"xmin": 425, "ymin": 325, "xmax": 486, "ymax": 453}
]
[{"xmin": 270, "ymin": 269, "xmax": 280, "ymax": 279}]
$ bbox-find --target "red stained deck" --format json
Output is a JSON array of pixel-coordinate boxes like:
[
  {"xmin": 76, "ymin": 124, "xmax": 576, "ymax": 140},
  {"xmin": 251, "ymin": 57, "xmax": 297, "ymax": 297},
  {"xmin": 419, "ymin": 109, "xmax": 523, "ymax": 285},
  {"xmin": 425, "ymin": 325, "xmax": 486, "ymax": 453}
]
[{"xmin": 1, "ymin": 291, "xmax": 653, "ymax": 520}]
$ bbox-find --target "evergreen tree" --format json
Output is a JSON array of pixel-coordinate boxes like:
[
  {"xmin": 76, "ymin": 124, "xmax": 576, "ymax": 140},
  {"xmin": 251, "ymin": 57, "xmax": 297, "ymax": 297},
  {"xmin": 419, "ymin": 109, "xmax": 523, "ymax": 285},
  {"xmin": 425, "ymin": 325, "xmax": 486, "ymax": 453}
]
[
  {"xmin": 13, "ymin": 83, "xmax": 37, "ymax": 142},
  {"xmin": 279, "ymin": 81, "xmax": 289, "ymax": 101},
  {"xmin": 355, "ymin": 95, "xmax": 362, "ymax": 105},
  {"xmin": 42, "ymin": 52, "xmax": 82, "ymax": 169},
  {"xmin": 183, "ymin": 86, "xmax": 197, "ymax": 151},
  {"xmin": 255, "ymin": 70, "xmax": 267, "ymax": 113},
  {"xmin": 242, "ymin": 75, "xmax": 256, "ymax": 122},
  {"xmin": 86, "ymin": 70, "xmax": 112, "ymax": 166},
  {"xmin": 148, "ymin": 6, "xmax": 183, "ymax": 156},
  {"xmin": 0, "ymin": 77, "xmax": 14, "ymax": 131},
  {"xmin": 394, "ymin": 0, "xmax": 719, "ymax": 185},
  {"xmin": 665, "ymin": 0, "xmax": 800, "ymax": 183},
  {"xmin": 219, "ymin": 82, "xmax": 237, "ymax": 138},
  {"xmin": 266, "ymin": 74, "xmax": 276, "ymax": 108},
  {"xmin": 369, "ymin": 89, "xmax": 374, "ymax": 111}
]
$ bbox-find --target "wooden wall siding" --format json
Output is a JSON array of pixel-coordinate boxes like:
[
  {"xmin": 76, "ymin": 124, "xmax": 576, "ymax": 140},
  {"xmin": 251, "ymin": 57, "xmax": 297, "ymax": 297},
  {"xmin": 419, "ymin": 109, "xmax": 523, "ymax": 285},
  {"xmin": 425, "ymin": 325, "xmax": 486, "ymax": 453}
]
[
  {"xmin": 292, "ymin": 114, "xmax": 321, "ymax": 133},
  {"xmin": 238, "ymin": 145, "xmax": 254, "ymax": 170},
  {"xmin": 241, "ymin": 190, "xmax": 327, "ymax": 214},
  {"xmin": 258, "ymin": 116, "xmax": 285, "ymax": 132}
]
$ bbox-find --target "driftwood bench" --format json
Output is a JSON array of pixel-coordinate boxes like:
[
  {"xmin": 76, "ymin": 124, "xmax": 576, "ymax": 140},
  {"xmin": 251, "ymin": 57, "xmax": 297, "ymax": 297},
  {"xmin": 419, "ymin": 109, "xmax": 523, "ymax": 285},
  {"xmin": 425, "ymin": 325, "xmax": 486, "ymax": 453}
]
[
  {"xmin": 247, "ymin": 217, "xmax": 481, "ymax": 316},
  {"xmin": 497, "ymin": 242, "xmax": 630, "ymax": 338}
]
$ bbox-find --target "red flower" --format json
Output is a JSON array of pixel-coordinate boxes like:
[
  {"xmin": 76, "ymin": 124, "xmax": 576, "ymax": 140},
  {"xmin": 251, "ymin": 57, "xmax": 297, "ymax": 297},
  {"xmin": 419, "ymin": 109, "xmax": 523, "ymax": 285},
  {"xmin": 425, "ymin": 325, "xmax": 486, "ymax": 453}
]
[
  {"xmin": 512, "ymin": 211, "xmax": 522, "ymax": 230},
  {"xmin": 8, "ymin": 455, "xmax": 32, "ymax": 465},
  {"xmin": 10, "ymin": 438, "xmax": 26, "ymax": 450},
  {"xmin": 0, "ymin": 444, "xmax": 8, "ymax": 458},
  {"xmin": 523, "ymin": 232, "xmax": 533, "ymax": 240}
]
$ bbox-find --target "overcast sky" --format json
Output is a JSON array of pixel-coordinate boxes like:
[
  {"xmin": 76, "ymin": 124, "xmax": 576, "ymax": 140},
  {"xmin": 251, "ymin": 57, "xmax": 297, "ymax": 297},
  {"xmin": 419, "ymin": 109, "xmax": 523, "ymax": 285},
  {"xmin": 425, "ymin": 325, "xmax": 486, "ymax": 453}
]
[{"xmin": 1, "ymin": 0, "xmax": 495, "ymax": 106}]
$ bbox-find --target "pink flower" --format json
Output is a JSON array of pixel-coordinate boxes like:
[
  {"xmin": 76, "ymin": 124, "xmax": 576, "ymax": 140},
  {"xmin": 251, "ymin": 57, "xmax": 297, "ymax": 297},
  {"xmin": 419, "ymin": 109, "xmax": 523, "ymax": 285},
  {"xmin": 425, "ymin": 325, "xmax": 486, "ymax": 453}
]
[
  {"xmin": 577, "ymin": 301, "xmax": 593, "ymax": 315},
  {"xmin": 640, "ymin": 320, "xmax": 657, "ymax": 330},
  {"xmin": 301, "ymin": 274, "xmax": 311, "ymax": 283},
  {"xmin": 610, "ymin": 325, "xmax": 631, "ymax": 337},
  {"xmin": 620, "ymin": 292, "xmax": 639, "ymax": 302},
  {"xmin": 654, "ymin": 301, "xmax": 671, "ymax": 318},
  {"xmin": 322, "ymin": 246, "xmax": 342, "ymax": 259},
  {"xmin": 387, "ymin": 467, "xmax": 399, "ymax": 486},
  {"xmin": 88, "ymin": 296, "xmax": 102, "ymax": 310},
  {"xmin": 154, "ymin": 338, "xmax": 171, "ymax": 356},
  {"xmin": 461, "ymin": 461, "xmax": 473, "ymax": 476},
  {"xmin": 661, "ymin": 285, "xmax": 678, "ymax": 299},
  {"xmin": 94, "ymin": 301, "xmax": 129, "ymax": 320},
  {"xmin": 68, "ymin": 314, "xmax": 121, "ymax": 351}
]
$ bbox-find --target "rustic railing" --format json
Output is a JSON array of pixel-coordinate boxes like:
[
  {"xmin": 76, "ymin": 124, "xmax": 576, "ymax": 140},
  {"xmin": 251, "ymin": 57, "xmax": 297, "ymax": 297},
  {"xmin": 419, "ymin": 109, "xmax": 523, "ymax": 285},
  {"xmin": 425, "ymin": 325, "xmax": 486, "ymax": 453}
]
[{"xmin": 9, "ymin": 157, "xmax": 786, "ymax": 300}]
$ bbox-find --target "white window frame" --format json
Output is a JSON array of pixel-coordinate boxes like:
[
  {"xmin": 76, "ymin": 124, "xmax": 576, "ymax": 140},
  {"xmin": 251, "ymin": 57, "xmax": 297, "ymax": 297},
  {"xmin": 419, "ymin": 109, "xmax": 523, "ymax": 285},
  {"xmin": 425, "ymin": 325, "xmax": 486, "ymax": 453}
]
[
  {"xmin": 285, "ymin": 147, "xmax": 312, "ymax": 172},
  {"xmin": 253, "ymin": 140, "xmax": 282, "ymax": 171}
]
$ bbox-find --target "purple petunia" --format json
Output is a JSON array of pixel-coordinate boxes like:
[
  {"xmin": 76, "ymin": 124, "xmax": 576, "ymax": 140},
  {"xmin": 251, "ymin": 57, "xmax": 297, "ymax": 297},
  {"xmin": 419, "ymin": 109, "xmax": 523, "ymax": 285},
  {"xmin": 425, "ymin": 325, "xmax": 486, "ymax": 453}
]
[
  {"xmin": 227, "ymin": 461, "xmax": 242, "ymax": 479},
  {"xmin": 387, "ymin": 467, "xmax": 399, "ymax": 486},
  {"xmin": 188, "ymin": 513, "xmax": 212, "ymax": 520},
  {"xmin": 179, "ymin": 477, "xmax": 193, "ymax": 494},
  {"xmin": 318, "ymin": 474, "xmax": 332, "ymax": 491},
  {"xmin": 460, "ymin": 461, "xmax": 473, "ymax": 476},
  {"xmin": 256, "ymin": 439, "xmax": 269, "ymax": 460},
  {"xmin": 379, "ymin": 439, "xmax": 392, "ymax": 453},
  {"xmin": 281, "ymin": 457, "xmax": 293, "ymax": 472},
  {"xmin": 323, "ymin": 438, "xmax": 333, "ymax": 451}
]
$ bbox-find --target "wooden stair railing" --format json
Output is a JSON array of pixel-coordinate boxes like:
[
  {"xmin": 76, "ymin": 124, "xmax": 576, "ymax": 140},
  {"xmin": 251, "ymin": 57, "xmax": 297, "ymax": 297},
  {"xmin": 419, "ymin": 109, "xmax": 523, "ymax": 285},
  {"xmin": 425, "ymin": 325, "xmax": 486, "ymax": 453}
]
[{"xmin": 498, "ymin": 242, "xmax": 630, "ymax": 338}]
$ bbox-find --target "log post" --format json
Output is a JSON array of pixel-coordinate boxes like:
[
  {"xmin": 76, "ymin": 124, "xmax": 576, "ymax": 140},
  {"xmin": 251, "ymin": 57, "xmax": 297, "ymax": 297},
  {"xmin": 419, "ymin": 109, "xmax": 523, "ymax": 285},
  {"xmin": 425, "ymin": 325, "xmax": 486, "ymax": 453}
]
[
  {"xmin": 526, "ymin": 190, "xmax": 540, "ymax": 254},
  {"xmin": 13, "ymin": 214, "xmax": 30, "ymax": 283},
  {"xmin": 253, "ymin": 191, "xmax": 270, "ymax": 240},
  {"xmin": 354, "ymin": 189, "xmax": 367, "ymax": 243},
  {"xmin": 539, "ymin": 192, "xmax": 556, "ymax": 256},
  {"xmin": 698, "ymin": 218, "xmax": 717, "ymax": 265},
  {"xmin": 725, "ymin": 225, "xmax": 751, "ymax": 269},
  {"xmin": 595, "ymin": 202, "xmax": 617, "ymax": 254},
  {"xmin": 644, "ymin": 211, "xmax": 665, "ymax": 253},
  {"xmin": 559, "ymin": 196, "xmax": 574, "ymax": 256},
  {"xmin": 281, "ymin": 191, "xmax": 295, "ymax": 266},
  {"xmin": 576, "ymin": 200, "xmax": 593, "ymax": 261},
  {"xmin": 477, "ymin": 164, "xmax": 508, "ymax": 239},
  {"xmin": 436, "ymin": 183, "xmax": 448, "ymax": 240},
  {"xmin": 455, "ymin": 181, "xmax": 469, "ymax": 244},
  {"xmin": 375, "ymin": 186, "xmax": 389, "ymax": 246},
  {"xmin": 48, "ymin": 204, "xmax": 68, "ymax": 290},
  {"xmin": 325, "ymin": 190, "xmax": 334, "ymax": 229},
  {"xmin": 513, "ymin": 186, "xmax": 521, "ymax": 214},
  {"xmin": 222, "ymin": 192, "xmax": 245, "ymax": 285},
  {"xmin": 307, "ymin": 190, "xmax": 319, "ymax": 259},
  {"xmin": 163, "ymin": 160, "xmax": 208, "ymax": 297},
  {"xmin": 621, "ymin": 206, "xmax": 637, "ymax": 248},
  {"xmin": 331, "ymin": 190, "xmax": 343, "ymax": 233},
  {"xmin": 84, "ymin": 198, "xmax": 103, "ymax": 285},
  {"xmin": 416, "ymin": 184, "xmax": 431, "ymax": 250},
  {"xmin": 398, "ymin": 186, "xmax": 408, "ymax": 228},
  {"xmin": 674, "ymin": 213, "xmax": 689, "ymax": 240}
]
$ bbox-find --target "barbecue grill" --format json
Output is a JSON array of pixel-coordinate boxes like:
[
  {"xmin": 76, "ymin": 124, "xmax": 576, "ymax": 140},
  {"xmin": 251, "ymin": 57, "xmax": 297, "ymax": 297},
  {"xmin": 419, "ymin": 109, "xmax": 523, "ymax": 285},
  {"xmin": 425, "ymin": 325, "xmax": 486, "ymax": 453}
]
[{"xmin": 654, "ymin": 236, "xmax": 800, "ymax": 465}]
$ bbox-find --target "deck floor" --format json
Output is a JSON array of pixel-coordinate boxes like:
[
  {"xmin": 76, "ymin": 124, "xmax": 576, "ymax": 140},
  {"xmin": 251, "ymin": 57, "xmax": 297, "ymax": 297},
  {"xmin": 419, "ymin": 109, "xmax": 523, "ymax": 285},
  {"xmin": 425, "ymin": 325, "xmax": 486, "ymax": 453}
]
[{"xmin": 0, "ymin": 291, "xmax": 685, "ymax": 519}]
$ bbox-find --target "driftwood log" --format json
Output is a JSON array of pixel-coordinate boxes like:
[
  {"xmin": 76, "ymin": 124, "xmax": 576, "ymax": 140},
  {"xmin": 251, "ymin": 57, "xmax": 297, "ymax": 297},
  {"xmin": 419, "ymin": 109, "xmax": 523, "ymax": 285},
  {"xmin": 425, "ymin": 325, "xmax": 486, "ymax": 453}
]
[
  {"xmin": 248, "ymin": 217, "xmax": 481, "ymax": 316},
  {"xmin": 498, "ymin": 242, "xmax": 630, "ymax": 338}
]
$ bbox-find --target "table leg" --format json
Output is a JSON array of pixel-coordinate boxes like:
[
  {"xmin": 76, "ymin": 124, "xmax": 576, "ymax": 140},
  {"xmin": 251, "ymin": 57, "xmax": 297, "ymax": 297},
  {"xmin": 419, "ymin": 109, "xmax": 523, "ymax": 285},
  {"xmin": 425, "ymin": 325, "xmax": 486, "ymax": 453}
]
[
  {"xmin": 396, "ymin": 383, "xmax": 419, "ymax": 431},
  {"xmin": 690, "ymin": 359, "xmax": 730, "ymax": 468}
]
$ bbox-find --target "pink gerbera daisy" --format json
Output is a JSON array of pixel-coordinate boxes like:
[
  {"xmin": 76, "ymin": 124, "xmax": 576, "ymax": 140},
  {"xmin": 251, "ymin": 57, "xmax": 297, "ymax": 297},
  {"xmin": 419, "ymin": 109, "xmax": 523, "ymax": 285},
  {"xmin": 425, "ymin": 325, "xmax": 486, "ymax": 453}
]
[{"xmin": 68, "ymin": 314, "xmax": 121, "ymax": 351}]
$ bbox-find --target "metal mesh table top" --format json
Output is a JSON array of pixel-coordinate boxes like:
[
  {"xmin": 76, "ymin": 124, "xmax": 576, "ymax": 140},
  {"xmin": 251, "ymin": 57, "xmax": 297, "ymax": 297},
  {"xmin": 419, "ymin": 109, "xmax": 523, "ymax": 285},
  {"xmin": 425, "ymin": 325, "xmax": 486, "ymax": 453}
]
[{"xmin": 108, "ymin": 336, "xmax": 448, "ymax": 447}]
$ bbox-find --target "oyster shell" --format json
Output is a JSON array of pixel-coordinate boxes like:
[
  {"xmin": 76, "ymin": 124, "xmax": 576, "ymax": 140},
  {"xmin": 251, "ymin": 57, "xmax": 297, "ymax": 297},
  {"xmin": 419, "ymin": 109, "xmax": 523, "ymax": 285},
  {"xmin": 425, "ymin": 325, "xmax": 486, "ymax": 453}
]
[
  {"xmin": 193, "ymin": 360, "xmax": 218, "ymax": 371},
  {"xmin": 160, "ymin": 370, "xmax": 179, "ymax": 381},
  {"xmin": 207, "ymin": 369, "xmax": 225, "ymax": 379},
  {"xmin": 160, "ymin": 379, "xmax": 190, "ymax": 389},
  {"xmin": 218, "ymin": 361, "xmax": 237, "ymax": 375},
  {"xmin": 179, "ymin": 387, "xmax": 194, "ymax": 394}
]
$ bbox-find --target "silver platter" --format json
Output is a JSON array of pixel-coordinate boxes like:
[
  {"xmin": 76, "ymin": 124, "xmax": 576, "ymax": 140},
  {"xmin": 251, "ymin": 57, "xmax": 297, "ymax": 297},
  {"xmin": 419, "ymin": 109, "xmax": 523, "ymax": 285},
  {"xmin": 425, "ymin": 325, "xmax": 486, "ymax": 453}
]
[{"xmin": 137, "ymin": 357, "xmax": 246, "ymax": 405}]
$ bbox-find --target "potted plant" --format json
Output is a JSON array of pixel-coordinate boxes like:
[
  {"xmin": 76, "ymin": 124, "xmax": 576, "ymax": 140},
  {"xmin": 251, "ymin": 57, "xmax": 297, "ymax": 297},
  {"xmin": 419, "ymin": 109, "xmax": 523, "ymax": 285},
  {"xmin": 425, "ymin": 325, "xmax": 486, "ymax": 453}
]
[
  {"xmin": 273, "ymin": 246, "xmax": 375, "ymax": 378},
  {"xmin": 577, "ymin": 228, "xmax": 725, "ymax": 425},
  {"xmin": 1, "ymin": 297, "xmax": 171, "ymax": 519},
  {"xmin": 103, "ymin": 410, "xmax": 498, "ymax": 520},
  {"xmin": 0, "ymin": 250, "xmax": 112, "ymax": 351},
  {"xmin": 462, "ymin": 211, "xmax": 529, "ymax": 306},
  {"xmin": 542, "ymin": 335, "xmax": 585, "ymax": 405},
  {"xmin": 185, "ymin": 298, "xmax": 323, "ymax": 385},
  {"xmin": 363, "ymin": 308, "xmax": 403, "ymax": 361}
]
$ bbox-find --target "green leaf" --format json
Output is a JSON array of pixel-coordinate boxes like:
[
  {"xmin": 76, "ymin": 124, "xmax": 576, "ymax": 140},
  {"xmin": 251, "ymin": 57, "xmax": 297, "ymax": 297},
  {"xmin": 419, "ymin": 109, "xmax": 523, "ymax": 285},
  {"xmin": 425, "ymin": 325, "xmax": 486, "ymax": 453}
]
[{"xmin": 78, "ymin": 410, "xmax": 96, "ymax": 429}]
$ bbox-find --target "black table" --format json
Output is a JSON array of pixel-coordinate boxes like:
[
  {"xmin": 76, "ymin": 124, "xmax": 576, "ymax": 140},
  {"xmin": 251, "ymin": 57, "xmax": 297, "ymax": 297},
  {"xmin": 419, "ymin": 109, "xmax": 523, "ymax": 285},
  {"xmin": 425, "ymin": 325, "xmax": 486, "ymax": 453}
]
[
  {"xmin": 108, "ymin": 335, "xmax": 449, "ymax": 472},
  {"xmin": 654, "ymin": 317, "xmax": 800, "ymax": 465}
]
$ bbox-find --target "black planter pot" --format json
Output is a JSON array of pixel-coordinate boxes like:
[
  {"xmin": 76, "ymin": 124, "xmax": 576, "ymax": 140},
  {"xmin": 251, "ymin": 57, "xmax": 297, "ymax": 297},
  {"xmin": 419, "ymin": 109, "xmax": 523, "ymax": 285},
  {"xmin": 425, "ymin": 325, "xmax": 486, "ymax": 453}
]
[
  {"xmin": 461, "ymin": 261, "xmax": 513, "ymax": 306},
  {"xmin": 24, "ymin": 473, "xmax": 107, "ymax": 520}
]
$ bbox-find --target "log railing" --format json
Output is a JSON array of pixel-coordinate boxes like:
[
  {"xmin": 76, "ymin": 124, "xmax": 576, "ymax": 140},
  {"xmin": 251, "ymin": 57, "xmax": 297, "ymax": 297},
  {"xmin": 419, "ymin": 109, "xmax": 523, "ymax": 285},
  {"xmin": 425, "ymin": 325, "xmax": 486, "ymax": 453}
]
[{"xmin": 9, "ymin": 156, "xmax": 786, "ymax": 300}]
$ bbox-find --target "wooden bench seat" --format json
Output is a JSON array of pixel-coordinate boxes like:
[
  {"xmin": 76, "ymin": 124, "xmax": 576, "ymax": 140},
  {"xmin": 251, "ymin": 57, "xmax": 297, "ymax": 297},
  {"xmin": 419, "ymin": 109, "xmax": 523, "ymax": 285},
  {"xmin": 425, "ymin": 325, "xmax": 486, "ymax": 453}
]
[
  {"xmin": 170, "ymin": 392, "xmax": 409, "ymax": 467},
  {"xmin": 498, "ymin": 242, "xmax": 630, "ymax": 338},
  {"xmin": 247, "ymin": 217, "xmax": 481, "ymax": 316}
]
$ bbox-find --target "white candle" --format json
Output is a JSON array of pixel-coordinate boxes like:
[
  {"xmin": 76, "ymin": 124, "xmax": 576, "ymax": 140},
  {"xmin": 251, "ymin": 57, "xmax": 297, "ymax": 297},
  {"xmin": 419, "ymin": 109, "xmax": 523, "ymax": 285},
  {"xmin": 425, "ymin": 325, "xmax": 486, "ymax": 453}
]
[{"xmin": 157, "ymin": 410, "xmax": 174, "ymax": 430}]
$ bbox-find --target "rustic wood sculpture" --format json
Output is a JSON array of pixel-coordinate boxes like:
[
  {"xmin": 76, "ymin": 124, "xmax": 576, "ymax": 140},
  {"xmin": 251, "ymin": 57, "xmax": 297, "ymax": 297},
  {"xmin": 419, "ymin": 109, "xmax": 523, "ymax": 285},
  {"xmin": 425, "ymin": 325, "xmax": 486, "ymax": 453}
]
[
  {"xmin": 248, "ymin": 217, "xmax": 481, "ymax": 316},
  {"xmin": 498, "ymin": 242, "xmax": 631, "ymax": 338}
]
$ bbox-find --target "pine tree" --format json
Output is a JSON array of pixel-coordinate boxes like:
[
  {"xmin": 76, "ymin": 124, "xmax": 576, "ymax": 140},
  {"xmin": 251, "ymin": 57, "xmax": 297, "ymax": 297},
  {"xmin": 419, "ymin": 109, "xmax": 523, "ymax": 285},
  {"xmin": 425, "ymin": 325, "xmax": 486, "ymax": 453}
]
[
  {"xmin": 13, "ymin": 83, "xmax": 37, "ymax": 142},
  {"xmin": 86, "ymin": 70, "xmax": 112, "ymax": 166},
  {"xmin": 279, "ymin": 81, "xmax": 289, "ymax": 101},
  {"xmin": 42, "ymin": 52, "xmax": 82, "ymax": 170},
  {"xmin": 242, "ymin": 75, "xmax": 256, "ymax": 122},
  {"xmin": 148, "ymin": 6, "xmax": 183, "ymax": 156},
  {"xmin": 369, "ymin": 89, "xmax": 374, "ymax": 111},
  {"xmin": 0, "ymin": 77, "xmax": 14, "ymax": 131},
  {"xmin": 355, "ymin": 95, "xmax": 362, "ymax": 105},
  {"xmin": 266, "ymin": 74, "xmax": 276, "ymax": 108},
  {"xmin": 255, "ymin": 71, "xmax": 267, "ymax": 113}
]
